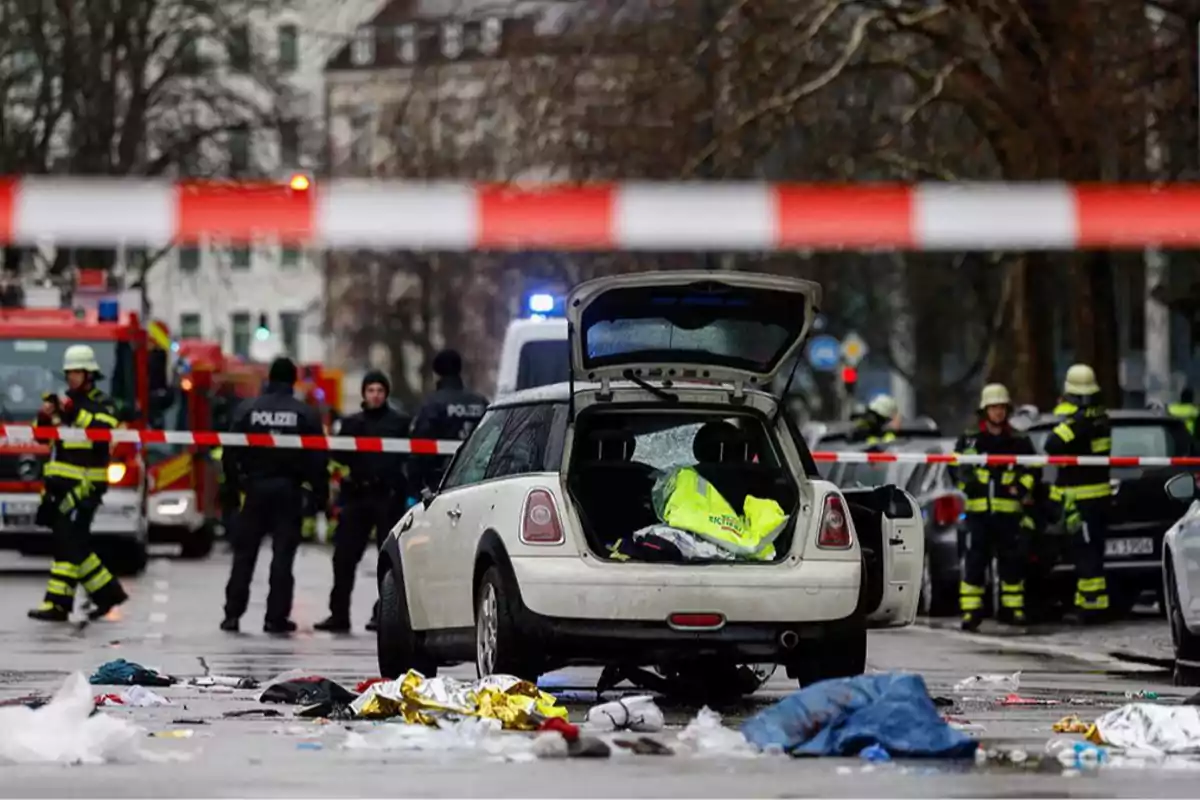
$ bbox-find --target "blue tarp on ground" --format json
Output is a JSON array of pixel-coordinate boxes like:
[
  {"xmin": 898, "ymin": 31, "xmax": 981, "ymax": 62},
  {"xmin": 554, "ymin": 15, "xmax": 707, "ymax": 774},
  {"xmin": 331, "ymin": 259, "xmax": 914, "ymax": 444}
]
[{"xmin": 740, "ymin": 673, "xmax": 979, "ymax": 758}]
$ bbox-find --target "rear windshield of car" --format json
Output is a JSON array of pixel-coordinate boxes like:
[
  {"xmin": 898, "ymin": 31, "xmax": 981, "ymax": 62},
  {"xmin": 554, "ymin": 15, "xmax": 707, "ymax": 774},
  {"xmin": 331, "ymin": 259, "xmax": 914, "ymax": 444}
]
[{"xmin": 516, "ymin": 339, "xmax": 570, "ymax": 391}]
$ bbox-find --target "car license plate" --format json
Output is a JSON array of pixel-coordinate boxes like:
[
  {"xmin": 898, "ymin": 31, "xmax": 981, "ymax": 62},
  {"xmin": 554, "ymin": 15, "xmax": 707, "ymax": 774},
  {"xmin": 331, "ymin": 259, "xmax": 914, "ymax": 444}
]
[{"xmin": 1105, "ymin": 537, "xmax": 1154, "ymax": 557}]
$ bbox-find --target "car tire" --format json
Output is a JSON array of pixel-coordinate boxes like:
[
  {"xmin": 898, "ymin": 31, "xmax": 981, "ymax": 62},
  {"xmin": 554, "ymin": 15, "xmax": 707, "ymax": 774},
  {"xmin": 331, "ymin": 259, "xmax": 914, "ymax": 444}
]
[
  {"xmin": 919, "ymin": 552, "xmax": 958, "ymax": 618},
  {"xmin": 179, "ymin": 524, "xmax": 215, "ymax": 560},
  {"xmin": 99, "ymin": 538, "xmax": 148, "ymax": 576},
  {"xmin": 1167, "ymin": 567, "xmax": 1200, "ymax": 686},
  {"xmin": 377, "ymin": 567, "xmax": 436, "ymax": 679},
  {"xmin": 787, "ymin": 628, "xmax": 867, "ymax": 687},
  {"xmin": 475, "ymin": 566, "xmax": 537, "ymax": 681}
]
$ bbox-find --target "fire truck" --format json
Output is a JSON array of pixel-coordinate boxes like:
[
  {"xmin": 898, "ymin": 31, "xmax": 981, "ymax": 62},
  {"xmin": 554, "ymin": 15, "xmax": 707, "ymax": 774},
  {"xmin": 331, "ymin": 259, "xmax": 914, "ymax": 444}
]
[
  {"xmin": 0, "ymin": 287, "xmax": 166, "ymax": 575},
  {"xmin": 146, "ymin": 341, "xmax": 344, "ymax": 551}
]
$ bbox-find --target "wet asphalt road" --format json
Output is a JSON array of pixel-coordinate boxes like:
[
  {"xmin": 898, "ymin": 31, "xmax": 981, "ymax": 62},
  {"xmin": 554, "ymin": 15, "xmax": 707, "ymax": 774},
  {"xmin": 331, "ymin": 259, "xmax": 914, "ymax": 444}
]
[{"xmin": 0, "ymin": 543, "xmax": 1198, "ymax": 797}]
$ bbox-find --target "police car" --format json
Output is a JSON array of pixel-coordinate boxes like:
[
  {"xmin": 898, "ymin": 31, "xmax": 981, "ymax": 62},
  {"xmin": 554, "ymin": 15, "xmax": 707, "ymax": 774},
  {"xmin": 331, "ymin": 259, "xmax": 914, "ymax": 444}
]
[{"xmin": 376, "ymin": 271, "xmax": 922, "ymax": 692}]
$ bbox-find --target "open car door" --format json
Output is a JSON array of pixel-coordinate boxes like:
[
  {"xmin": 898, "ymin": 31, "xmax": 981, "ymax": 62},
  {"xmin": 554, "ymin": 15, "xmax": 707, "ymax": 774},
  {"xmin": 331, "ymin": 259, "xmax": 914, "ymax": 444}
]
[{"xmin": 840, "ymin": 485, "xmax": 924, "ymax": 628}]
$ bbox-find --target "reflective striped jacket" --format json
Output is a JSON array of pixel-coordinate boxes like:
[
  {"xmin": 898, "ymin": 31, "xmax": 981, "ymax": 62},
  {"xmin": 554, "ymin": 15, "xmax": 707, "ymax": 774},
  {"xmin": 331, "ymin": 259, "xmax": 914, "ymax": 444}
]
[{"xmin": 43, "ymin": 387, "xmax": 120, "ymax": 495}]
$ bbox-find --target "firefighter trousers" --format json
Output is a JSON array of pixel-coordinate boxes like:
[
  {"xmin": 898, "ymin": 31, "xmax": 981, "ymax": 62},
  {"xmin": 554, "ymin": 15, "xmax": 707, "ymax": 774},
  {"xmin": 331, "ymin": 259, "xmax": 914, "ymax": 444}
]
[
  {"xmin": 328, "ymin": 492, "xmax": 405, "ymax": 623},
  {"xmin": 42, "ymin": 501, "xmax": 126, "ymax": 613},
  {"xmin": 960, "ymin": 514, "xmax": 1028, "ymax": 623},
  {"xmin": 1071, "ymin": 503, "xmax": 1109, "ymax": 616},
  {"xmin": 224, "ymin": 481, "xmax": 304, "ymax": 624}
]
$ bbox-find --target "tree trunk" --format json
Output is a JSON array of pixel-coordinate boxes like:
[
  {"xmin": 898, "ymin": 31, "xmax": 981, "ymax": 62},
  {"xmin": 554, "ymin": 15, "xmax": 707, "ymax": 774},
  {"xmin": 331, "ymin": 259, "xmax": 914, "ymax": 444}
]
[{"xmin": 1010, "ymin": 254, "xmax": 1057, "ymax": 409}]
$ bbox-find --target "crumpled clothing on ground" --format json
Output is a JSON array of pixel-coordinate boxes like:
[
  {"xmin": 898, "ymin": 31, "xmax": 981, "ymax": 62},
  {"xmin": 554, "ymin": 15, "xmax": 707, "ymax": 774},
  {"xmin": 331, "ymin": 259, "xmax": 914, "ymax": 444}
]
[
  {"xmin": 89, "ymin": 659, "xmax": 175, "ymax": 687},
  {"xmin": 259, "ymin": 676, "xmax": 357, "ymax": 706},
  {"xmin": 351, "ymin": 670, "xmax": 567, "ymax": 730}
]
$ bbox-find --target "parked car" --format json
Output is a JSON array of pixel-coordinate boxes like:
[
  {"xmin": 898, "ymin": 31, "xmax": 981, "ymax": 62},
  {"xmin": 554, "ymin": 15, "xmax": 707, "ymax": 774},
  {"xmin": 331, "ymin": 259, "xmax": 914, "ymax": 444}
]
[
  {"xmin": 1161, "ymin": 473, "xmax": 1200, "ymax": 685},
  {"xmin": 1024, "ymin": 409, "xmax": 1197, "ymax": 616},
  {"xmin": 375, "ymin": 271, "xmax": 923, "ymax": 694}
]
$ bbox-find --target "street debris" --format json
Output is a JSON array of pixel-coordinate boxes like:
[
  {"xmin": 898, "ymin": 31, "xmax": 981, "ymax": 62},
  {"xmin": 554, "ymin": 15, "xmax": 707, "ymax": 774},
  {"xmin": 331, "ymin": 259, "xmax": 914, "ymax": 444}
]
[
  {"xmin": 0, "ymin": 672, "xmax": 142, "ymax": 764},
  {"xmin": 741, "ymin": 673, "xmax": 978, "ymax": 759},
  {"xmin": 171, "ymin": 719, "xmax": 206, "ymax": 725},
  {"xmin": 94, "ymin": 686, "xmax": 172, "ymax": 707},
  {"xmin": 1052, "ymin": 715, "xmax": 1092, "ymax": 734},
  {"xmin": 90, "ymin": 659, "xmax": 175, "ymax": 687},
  {"xmin": 585, "ymin": 696, "xmax": 665, "ymax": 733},
  {"xmin": 1124, "ymin": 690, "xmax": 1160, "ymax": 701},
  {"xmin": 223, "ymin": 708, "xmax": 282, "ymax": 719},
  {"xmin": 259, "ymin": 675, "xmax": 357, "ymax": 707},
  {"xmin": 1046, "ymin": 739, "xmax": 1109, "ymax": 768},
  {"xmin": 350, "ymin": 670, "xmax": 568, "ymax": 730},
  {"xmin": 611, "ymin": 737, "xmax": 674, "ymax": 756},
  {"xmin": 953, "ymin": 671, "xmax": 1021, "ymax": 698},
  {"xmin": 0, "ymin": 694, "xmax": 50, "ymax": 710},
  {"xmin": 149, "ymin": 730, "xmax": 194, "ymax": 739},
  {"xmin": 860, "ymin": 743, "xmax": 892, "ymax": 762},
  {"xmin": 188, "ymin": 676, "xmax": 258, "ymax": 690},
  {"xmin": 1085, "ymin": 703, "xmax": 1200, "ymax": 752},
  {"xmin": 677, "ymin": 707, "xmax": 760, "ymax": 758},
  {"xmin": 343, "ymin": 717, "xmax": 541, "ymax": 762},
  {"xmin": 1000, "ymin": 694, "xmax": 1059, "ymax": 706}
]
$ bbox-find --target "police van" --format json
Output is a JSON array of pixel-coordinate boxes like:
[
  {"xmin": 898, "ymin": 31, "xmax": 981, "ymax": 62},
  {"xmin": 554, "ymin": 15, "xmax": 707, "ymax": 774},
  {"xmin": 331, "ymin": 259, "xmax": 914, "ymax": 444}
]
[{"xmin": 494, "ymin": 293, "xmax": 569, "ymax": 400}]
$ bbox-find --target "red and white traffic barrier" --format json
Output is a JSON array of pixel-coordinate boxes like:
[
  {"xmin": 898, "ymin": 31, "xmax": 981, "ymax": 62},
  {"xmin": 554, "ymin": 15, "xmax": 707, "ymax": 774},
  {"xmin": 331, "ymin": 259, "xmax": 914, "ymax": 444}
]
[
  {"xmin": 3, "ymin": 425, "xmax": 1199, "ymax": 467},
  {"xmin": 3, "ymin": 178, "xmax": 1200, "ymax": 250}
]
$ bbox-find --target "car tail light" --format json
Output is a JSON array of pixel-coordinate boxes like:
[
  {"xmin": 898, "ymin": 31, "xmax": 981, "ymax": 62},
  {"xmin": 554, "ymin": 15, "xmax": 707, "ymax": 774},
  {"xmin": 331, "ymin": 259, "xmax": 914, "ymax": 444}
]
[
  {"xmin": 817, "ymin": 494, "xmax": 853, "ymax": 549},
  {"xmin": 667, "ymin": 612, "xmax": 725, "ymax": 630},
  {"xmin": 932, "ymin": 493, "xmax": 965, "ymax": 527},
  {"xmin": 521, "ymin": 488, "xmax": 564, "ymax": 545}
]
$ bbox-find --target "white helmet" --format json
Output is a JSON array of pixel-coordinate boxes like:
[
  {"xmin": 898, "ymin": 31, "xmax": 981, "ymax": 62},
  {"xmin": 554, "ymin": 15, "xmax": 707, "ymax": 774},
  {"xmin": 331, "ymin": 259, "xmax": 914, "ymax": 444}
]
[
  {"xmin": 979, "ymin": 383, "xmax": 1012, "ymax": 410},
  {"xmin": 867, "ymin": 394, "xmax": 898, "ymax": 420},
  {"xmin": 62, "ymin": 344, "xmax": 101, "ymax": 373},
  {"xmin": 1063, "ymin": 363, "xmax": 1099, "ymax": 396}
]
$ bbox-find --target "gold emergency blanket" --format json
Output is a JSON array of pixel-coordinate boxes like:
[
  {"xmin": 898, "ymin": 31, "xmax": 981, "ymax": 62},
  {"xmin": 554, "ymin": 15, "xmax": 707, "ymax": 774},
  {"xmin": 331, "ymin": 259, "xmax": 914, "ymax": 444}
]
[{"xmin": 350, "ymin": 670, "xmax": 568, "ymax": 730}]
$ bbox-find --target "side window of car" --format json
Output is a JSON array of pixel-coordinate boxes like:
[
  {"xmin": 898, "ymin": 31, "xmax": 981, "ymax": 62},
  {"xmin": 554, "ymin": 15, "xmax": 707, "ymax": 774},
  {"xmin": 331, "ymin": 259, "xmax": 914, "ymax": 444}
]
[
  {"xmin": 486, "ymin": 404, "xmax": 557, "ymax": 480},
  {"xmin": 441, "ymin": 409, "xmax": 509, "ymax": 491}
]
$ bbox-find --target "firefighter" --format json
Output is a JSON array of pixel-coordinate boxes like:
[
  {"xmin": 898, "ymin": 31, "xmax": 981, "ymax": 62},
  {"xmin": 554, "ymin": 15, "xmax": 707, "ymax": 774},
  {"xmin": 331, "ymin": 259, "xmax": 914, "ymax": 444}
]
[
  {"xmin": 954, "ymin": 383, "xmax": 1038, "ymax": 630},
  {"xmin": 220, "ymin": 357, "xmax": 327, "ymax": 634},
  {"xmin": 1169, "ymin": 388, "xmax": 1199, "ymax": 435},
  {"xmin": 1044, "ymin": 363, "xmax": 1112, "ymax": 622},
  {"xmin": 28, "ymin": 345, "xmax": 129, "ymax": 622},
  {"xmin": 849, "ymin": 394, "xmax": 898, "ymax": 446},
  {"xmin": 410, "ymin": 350, "xmax": 488, "ymax": 491},
  {"xmin": 315, "ymin": 371, "xmax": 411, "ymax": 633}
]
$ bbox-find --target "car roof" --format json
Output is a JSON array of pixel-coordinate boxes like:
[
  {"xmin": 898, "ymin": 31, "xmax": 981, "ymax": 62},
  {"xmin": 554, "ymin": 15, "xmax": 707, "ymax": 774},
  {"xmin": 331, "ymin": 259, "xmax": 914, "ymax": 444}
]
[
  {"xmin": 1024, "ymin": 409, "xmax": 1184, "ymax": 430},
  {"xmin": 489, "ymin": 381, "xmax": 778, "ymax": 408}
]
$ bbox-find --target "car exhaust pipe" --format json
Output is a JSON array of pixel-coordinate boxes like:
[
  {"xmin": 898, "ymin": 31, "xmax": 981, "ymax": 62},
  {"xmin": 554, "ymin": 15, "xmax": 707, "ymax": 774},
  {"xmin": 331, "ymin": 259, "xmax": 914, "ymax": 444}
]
[{"xmin": 779, "ymin": 630, "xmax": 799, "ymax": 650}]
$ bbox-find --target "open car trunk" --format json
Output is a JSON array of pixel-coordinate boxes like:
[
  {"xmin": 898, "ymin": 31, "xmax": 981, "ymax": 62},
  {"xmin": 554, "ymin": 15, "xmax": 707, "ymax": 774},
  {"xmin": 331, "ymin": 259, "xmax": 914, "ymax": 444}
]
[{"xmin": 566, "ymin": 406, "xmax": 802, "ymax": 563}]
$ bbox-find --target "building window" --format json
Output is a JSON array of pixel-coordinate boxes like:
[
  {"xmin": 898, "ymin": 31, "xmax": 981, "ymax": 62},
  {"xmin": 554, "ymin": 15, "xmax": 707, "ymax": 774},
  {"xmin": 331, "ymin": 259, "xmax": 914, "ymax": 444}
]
[
  {"xmin": 351, "ymin": 111, "xmax": 372, "ymax": 169},
  {"xmin": 278, "ymin": 23, "xmax": 298, "ymax": 70},
  {"xmin": 396, "ymin": 24, "xmax": 417, "ymax": 63},
  {"xmin": 179, "ymin": 246, "xmax": 200, "ymax": 273},
  {"xmin": 351, "ymin": 27, "xmax": 374, "ymax": 66},
  {"xmin": 230, "ymin": 245, "xmax": 251, "ymax": 270},
  {"xmin": 231, "ymin": 312, "xmax": 251, "ymax": 358},
  {"xmin": 228, "ymin": 25, "xmax": 251, "ymax": 71},
  {"xmin": 441, "ymin": 22, "xmax": 463, "ymax": 59},
  {"xmin": 279, "ymin": 121, "xmax": 299, "ymax": 167},
  {"xmin": 479, "ymin": 18, "xmax": 502, "ymax": 55},
  {"xmin": 228, "ymin": 126, "xmax": 250, "ymax": 174},
  {"xmin": 280, "ymin": 311, "xmax": 301, "ymax": 357},
  {"xmin": 179, "ymin": 312, "xmax": 202, "ymax": 339},
  {"xmin": 281, "ymin": 246, "xmax": 301, "ymax": 269}
]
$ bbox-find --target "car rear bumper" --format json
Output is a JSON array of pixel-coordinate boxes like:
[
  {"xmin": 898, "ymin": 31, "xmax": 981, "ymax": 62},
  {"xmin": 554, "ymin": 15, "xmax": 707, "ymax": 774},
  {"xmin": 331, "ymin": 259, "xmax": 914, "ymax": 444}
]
[{"xmin": 509, "ymin": 554, "xmax": 861, "ymax": 623}]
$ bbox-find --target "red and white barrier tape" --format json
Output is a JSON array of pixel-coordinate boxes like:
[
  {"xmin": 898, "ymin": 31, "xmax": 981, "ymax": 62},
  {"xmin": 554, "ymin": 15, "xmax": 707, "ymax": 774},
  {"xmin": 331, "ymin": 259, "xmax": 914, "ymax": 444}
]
[
  {"xmin": 2, "ymin": 178, "xmax": 1200, "ymax": 250},
  {"xmin": 2, "ymin": 426, "xmax": 1198, "ymax": 467}
]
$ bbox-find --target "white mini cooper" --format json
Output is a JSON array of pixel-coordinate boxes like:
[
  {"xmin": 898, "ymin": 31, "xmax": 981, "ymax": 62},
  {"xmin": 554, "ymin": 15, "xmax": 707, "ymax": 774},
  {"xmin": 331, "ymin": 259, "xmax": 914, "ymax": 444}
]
[{"xmin": 377, "ymin": 271, "xmax": 922, "ymax": 692}]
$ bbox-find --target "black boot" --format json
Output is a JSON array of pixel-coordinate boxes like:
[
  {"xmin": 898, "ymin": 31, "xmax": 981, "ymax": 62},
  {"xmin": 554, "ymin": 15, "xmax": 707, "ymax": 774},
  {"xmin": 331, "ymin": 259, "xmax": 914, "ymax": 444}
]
[
  {"xmin": 220, "ymin": 617, "xmax": 240, "ymax": 632},
  {"xmin": 28, "ymin": 604, "xmax": 69, "ymax": 622},
  {"xmin": 264, "ymin": 619, "xmax": 297, "ymax": 634},
  {"xmin": 960, "ymin": 612, "xmax": 982, "ymax": 632},
  {"xmin": 88, "ymin": 585, "xmax": 130, "ymax": 621},
  {"xmin": 314, "ymin": 616, "xmax": 350, "ymax": 633}
]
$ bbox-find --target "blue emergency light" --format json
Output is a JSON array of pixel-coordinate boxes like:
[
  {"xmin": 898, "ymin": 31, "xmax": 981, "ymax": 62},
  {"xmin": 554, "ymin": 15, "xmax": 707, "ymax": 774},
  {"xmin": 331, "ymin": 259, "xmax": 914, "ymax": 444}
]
[
  {"xmin": 97, "ymin": 298, "xmax": 119, "ymax": 322},
  {"xmin": 528, "ymin": 293, "xmax": 555, "ymax": 314}
]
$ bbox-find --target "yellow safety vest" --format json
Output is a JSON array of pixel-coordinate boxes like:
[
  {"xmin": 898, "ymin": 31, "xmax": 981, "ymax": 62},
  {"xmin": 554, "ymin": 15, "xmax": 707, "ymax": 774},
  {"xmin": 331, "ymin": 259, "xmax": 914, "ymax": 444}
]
[
  {"xmin": 1169, "ymin": 403, "xmax": 1199, "ymax": 435},
  {"xmin": 652, "ymin": 466, "xmax": 786, "ymax": 560}
]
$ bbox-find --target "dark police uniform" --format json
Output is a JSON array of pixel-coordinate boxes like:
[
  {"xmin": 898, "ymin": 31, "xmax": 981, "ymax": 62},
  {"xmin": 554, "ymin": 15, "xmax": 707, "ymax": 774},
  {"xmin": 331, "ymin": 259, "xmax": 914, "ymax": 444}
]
[
  {"xmin": 410, "ymin": 374, "xmax": 488, "ymax": 490},
  {"xmin": 319, "ymin": 396, "xmax": 412, "ymax": 630},
  {"xmin": 29, "ymin": 386, "xmax": 128, "ymax": 621},
  {"xmin": 221, "ymin": 376, "xmax": 326, "ymax": 632},
  {"xmin": 954, "ymin": 422, "xmax": 1038, "ymax": 628}
]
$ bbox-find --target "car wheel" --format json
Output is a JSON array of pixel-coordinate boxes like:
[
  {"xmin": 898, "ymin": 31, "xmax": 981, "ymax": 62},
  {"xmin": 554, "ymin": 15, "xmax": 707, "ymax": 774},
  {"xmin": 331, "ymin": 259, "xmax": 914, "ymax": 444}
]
[
  {"xmin": 475, "ymin": 566, "xmax": 537, "ymax": 680},
  {"xmin": 1167, "ymin": 568, "xmax": 1200, "ymax": 685},
  {"xmin": 919, "ymin": 552, "xmax": 958, "ymax": 618},
  {"xmin": 377, "ymin": 567, "xmax": 436, "ymax": 679},
  {"xmin": 787, "ymin": 628, "xmax": 867, "ymax": 687},
  {"xmin": 179, "ymin": 523, "xmax": 215, "ymax": 560}
]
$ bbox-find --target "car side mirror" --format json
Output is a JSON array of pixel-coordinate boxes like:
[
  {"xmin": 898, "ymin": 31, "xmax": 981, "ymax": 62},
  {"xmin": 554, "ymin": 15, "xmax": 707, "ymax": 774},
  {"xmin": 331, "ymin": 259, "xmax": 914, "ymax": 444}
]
[
  {"xmin": 420, "ymin": 486, "xmax": 435, "ymax": 509},
  {"xmin": 1165, "ymin": 473, "xmax": 1196, "ymax": 502}
]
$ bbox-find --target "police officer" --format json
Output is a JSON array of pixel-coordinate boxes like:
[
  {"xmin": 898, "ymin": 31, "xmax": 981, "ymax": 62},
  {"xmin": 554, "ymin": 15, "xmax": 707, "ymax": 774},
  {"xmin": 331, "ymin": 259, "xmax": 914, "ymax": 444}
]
[
  {"xmin": 28, "ymin": 345, "xmax": 129, "ymax": 622},
  {"xmin": 1169, "ymin": 388, "xmax": 1199, "ymax": 436},
  {"xmin": 410, "ymin": 350, "xmax": 488, "ymax": 491},
  {"xmin": 315, "ymin": 371, "xmax": 411, "ymax": 633},
  {"xmin": 220, "ymin": 357, "xmax": 327, "ymax": 634},
  {"xmin": 954, "ymin": 383, "xmax": 1038, "ymax": 630},
  {"xmin": 849, "ymin": 394, "xmax": 898, "ymax": 447},
  {"xmin": 1044, "ymin": 363, "xmax": 1112, "ymax": 622}
]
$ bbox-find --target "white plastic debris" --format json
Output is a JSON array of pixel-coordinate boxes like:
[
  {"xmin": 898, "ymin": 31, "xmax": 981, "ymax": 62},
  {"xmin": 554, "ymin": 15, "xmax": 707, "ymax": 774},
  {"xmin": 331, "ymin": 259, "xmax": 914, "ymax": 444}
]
[
  {"xmin": 585, "ymin": 695, "xmax": 665, "ymax": 733},
  {"xmin": 953, "ymin": 671, "xmax": 1021, "ymax": 697},
  {"xmin": 342, "ymin": 718, "xmax": 538, "ymax": 761},
  {"xmin": 1089, "ymin": 704, "xmax": 1200, "ymax": 753},
  {"xmin": 675, "ymin": 707, "xmax": 760, "ymax": 758},
  {"xmin": 0, "ymin": 672, "xmax": 143, "ymax": 764},
  {"xmin": 120, "ymin": 686, "xmax": 172, "ymax": 707}
]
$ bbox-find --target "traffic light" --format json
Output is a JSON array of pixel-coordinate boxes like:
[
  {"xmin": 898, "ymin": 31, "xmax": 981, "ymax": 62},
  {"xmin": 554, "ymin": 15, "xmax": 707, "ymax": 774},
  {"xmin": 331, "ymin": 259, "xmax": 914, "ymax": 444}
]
[
  {"xmin": 255, "ymin": 313, "xmax": 270, "ymax": 341},
  {"xmin": 841, "ymin": 365, "xmax": 858, "ymax": 388}
]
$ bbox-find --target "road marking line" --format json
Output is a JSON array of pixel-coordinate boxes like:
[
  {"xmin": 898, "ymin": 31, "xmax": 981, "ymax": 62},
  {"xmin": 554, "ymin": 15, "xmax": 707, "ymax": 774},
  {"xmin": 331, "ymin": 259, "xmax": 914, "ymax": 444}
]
[
  {"xmin": 154, "ymin": 580, "xmax": 169, "ymax": 591},
  {"xmin": 145, "ymin": 631, "xmax": 163, "ymax": 640},
  {"xmin": 919, "ymin": 624, "xmax": 1164, "ymax": 673},
  {"xmin": 152, "ymin": 593, "xmax": 169, "ymax": 604},
  {"xmin": 149, "ymin": 611, "xmax": 168, "ymax": 624}
]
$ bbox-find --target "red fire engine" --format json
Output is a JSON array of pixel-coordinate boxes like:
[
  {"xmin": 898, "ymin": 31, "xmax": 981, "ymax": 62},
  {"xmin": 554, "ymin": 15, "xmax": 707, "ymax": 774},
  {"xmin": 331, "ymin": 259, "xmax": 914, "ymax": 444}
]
[{"xmin": 0, "ymin": 293, "xmax": 164, "ymax": 575}]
